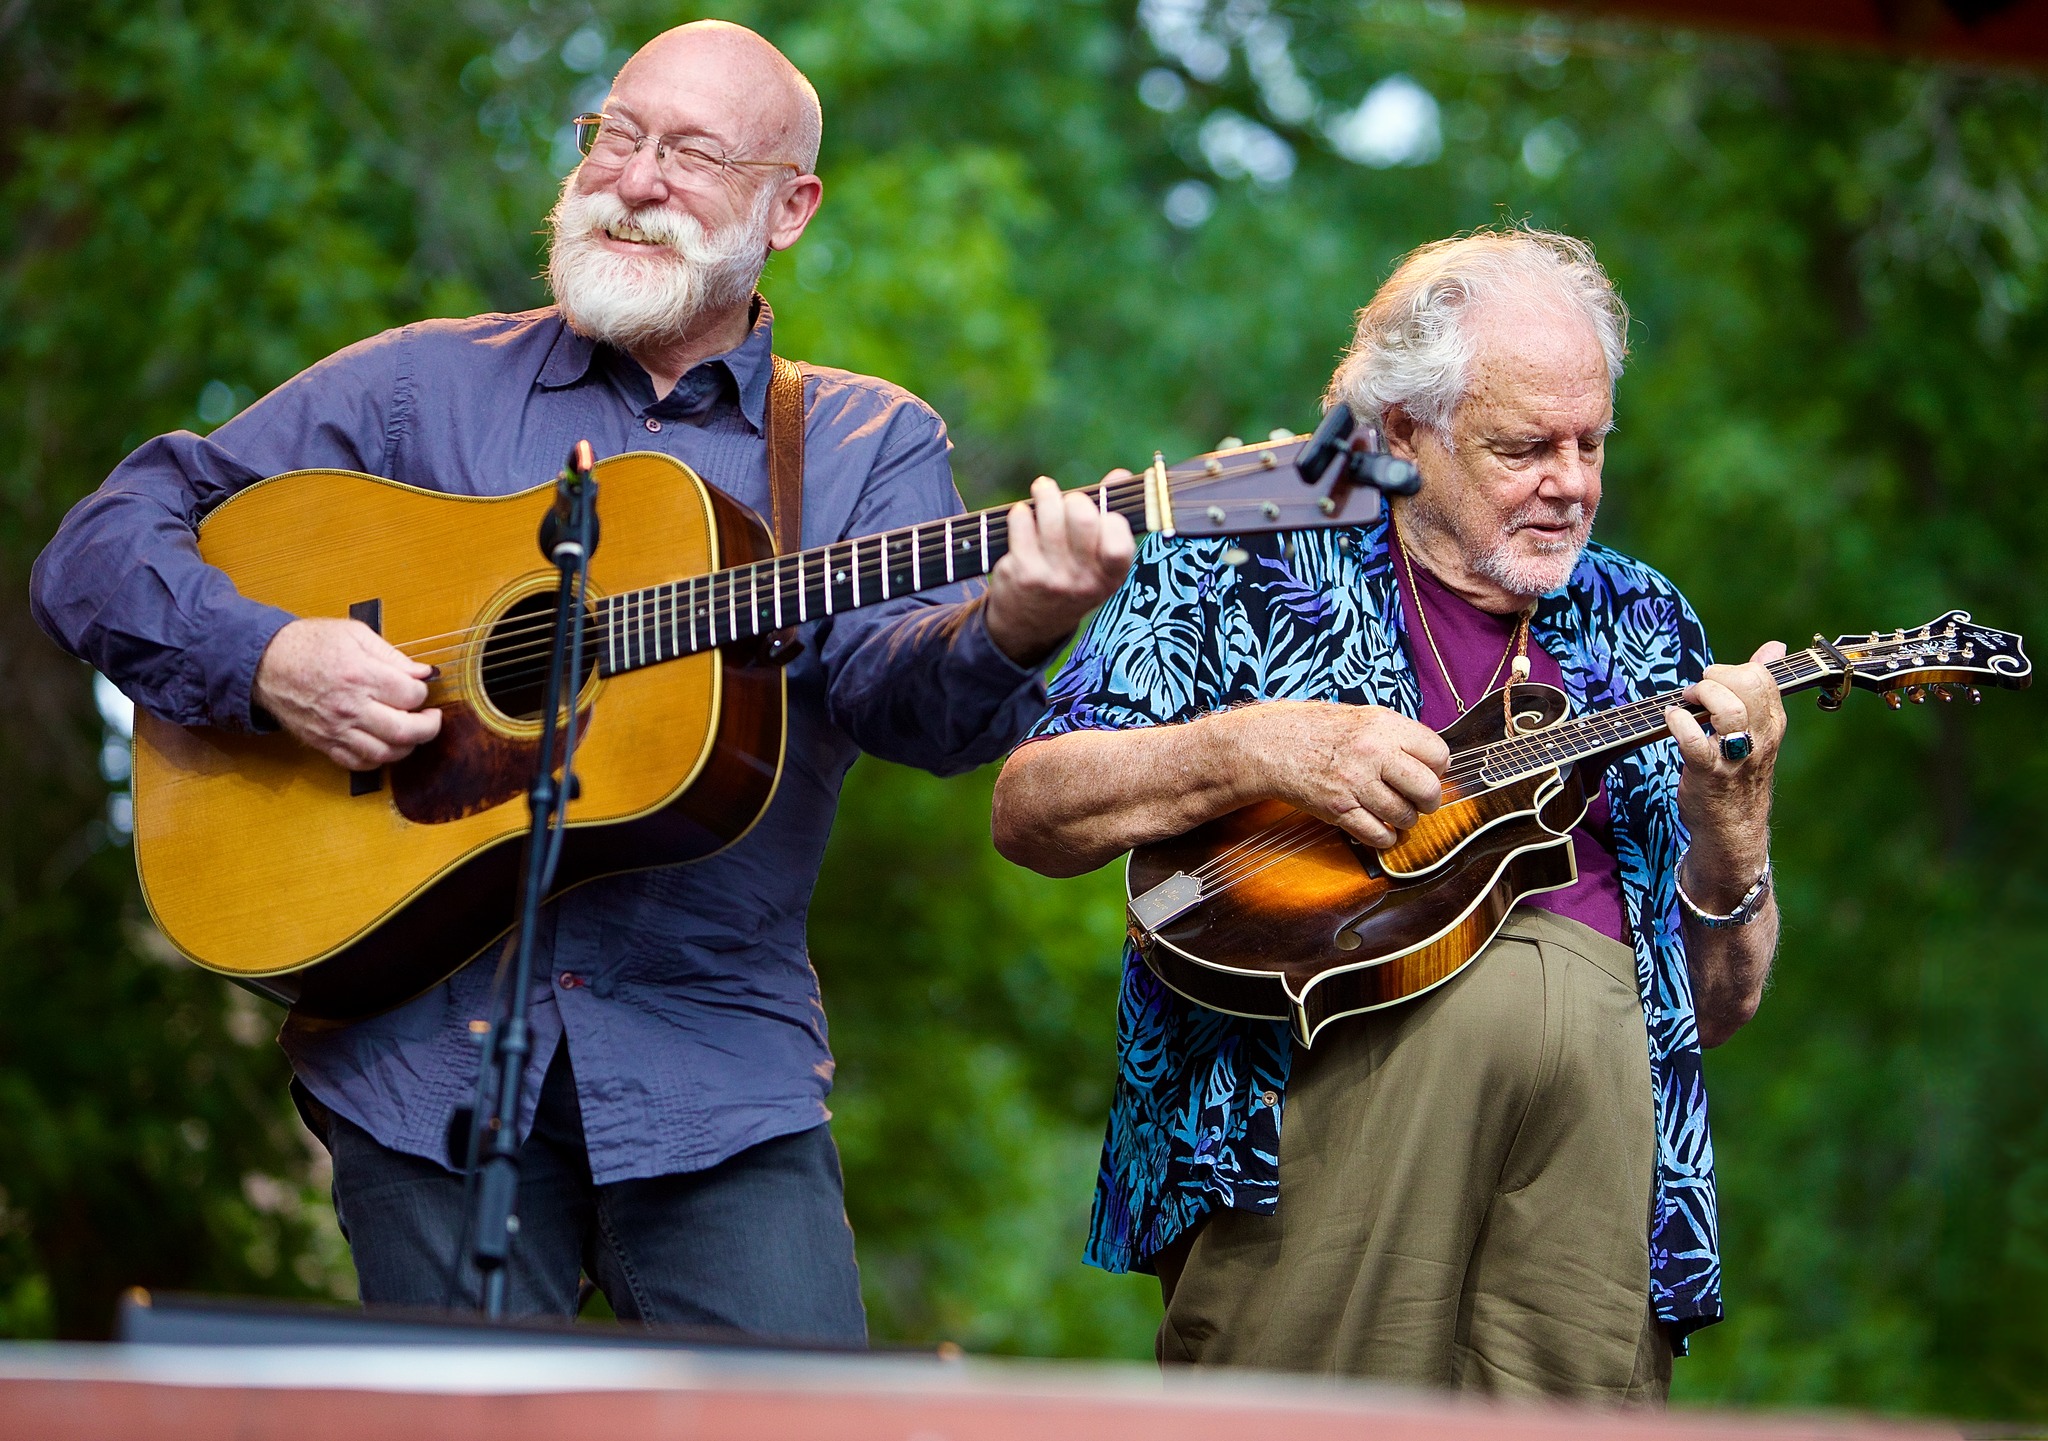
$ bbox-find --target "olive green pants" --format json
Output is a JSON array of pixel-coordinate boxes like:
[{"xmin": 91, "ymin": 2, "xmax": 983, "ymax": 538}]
[{"xmin": 1157, "ymin": 907, "xmax": 1672, "ymax": 1402}]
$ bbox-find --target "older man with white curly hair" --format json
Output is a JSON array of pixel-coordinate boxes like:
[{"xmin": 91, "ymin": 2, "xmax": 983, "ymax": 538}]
[
  {"xmin": 32, "ymin": 20, "xmax": 1131, "ymax": 1336},
  {"xmin": 993, "ymin": 227, "xmax": 1785, "ymax": 1399}
]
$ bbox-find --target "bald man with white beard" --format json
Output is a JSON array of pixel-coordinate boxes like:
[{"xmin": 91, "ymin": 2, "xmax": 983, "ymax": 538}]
[{"xmin": 31, "ymin": 21, "xmax": 1131, "ymax": 1337}]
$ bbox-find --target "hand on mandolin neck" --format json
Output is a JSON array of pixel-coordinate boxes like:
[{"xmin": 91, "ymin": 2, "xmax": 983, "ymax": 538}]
[{"xmin": 1662, "ymin": 638, "xmax": 1790, "ymax": 1045}]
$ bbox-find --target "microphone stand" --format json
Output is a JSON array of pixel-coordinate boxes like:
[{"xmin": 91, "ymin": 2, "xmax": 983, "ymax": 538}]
[{"xmin": 455, "ymin": 440, "xmax": 600, "ymax": 1318}]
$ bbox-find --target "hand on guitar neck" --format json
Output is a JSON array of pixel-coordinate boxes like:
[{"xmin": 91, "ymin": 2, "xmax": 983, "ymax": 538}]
[
  {"xmin": 248, "ymin": 470, "xmax": 1136, "ymax": 774},
  {"xmin": 253, "ymin": 616, "xmax": 443, "ymax": 771},
  {"xmin": 982, "ymin": 473, "xmax": 1138, "ymax": 667}
]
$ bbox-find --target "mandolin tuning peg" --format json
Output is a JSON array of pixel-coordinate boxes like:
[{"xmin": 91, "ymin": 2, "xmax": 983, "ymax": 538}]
[
  {"xmin": 1968, "ymin": 686, "xmax": 1984, "ymax": 705},
  {"xmin": 1906, "ymin": 685, "xmax": 1927, "ymax": 704},
  {"xmin": 1884, "ymin": 690, "xmax": 1904, "ymax": 710},
  {"xmin": 1932, "ymin": 684, "xmax": 1952, "ymax": 702}
]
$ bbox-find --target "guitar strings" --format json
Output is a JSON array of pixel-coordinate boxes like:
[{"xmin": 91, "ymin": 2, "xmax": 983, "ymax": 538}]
[
  {"xmin": 397, "ymin": 444, "xmax": 1474, "ymax": 683},
  {"xmin": 382, "ymin": 470, "xmax": 1159, "ymax": 668},
  {"xmin": 340, "ymin": 453, "xmax": 1289, "ymax": 668},
  {"xmin": 449, "ymin": 450, "xmax": 1417, "ymax": 690},
  {"xmin": 329, "ymin": 468, "xmax": 1148, "ymax": 658}
]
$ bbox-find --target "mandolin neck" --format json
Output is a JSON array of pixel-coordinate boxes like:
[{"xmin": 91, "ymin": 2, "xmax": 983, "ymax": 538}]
[{"xmin": 1459, "ymin": 648, "xmax": 1841, "ymax": 787}]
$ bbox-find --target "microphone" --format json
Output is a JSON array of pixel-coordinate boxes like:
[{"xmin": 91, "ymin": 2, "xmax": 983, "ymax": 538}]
[{"xmin": 539, "ymin": 440, "xmax": 599, "ymax": 562}]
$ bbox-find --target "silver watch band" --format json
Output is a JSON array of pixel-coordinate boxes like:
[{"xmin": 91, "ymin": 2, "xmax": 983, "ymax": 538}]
[{"xmin": 1675, "ymin": 857, "xmax": 1774, "ymax": 929}]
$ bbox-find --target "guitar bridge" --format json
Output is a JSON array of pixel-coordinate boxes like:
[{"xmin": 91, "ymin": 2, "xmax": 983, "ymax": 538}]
[
  {"xmin": 1129, "ymin": 871, "xmax": 1205, "ymax": 933},
  {"xmin": 349, "ymin": 598, "xmax": 385, "ymax": 796}
]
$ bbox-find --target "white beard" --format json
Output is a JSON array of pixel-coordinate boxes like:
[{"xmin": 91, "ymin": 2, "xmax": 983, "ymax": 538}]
[
  {"xmin": 1411, "ymin": 489, "xmax": 1596, "ymax": 600},
  {"xmin": 544, "ymin": 180, "xmax": 773, "ymax": 351}
]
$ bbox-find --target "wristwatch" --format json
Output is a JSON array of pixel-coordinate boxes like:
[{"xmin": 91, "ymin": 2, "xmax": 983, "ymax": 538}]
[{"xmin": 1675, "ymin": 858, "xmax": 1773, "ymax": 929}]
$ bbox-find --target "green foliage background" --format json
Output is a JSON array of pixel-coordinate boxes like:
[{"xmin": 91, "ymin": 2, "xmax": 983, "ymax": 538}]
[{"xmin": 4, "ymin": 0, "xmax": 2047, "ymax": 1419}]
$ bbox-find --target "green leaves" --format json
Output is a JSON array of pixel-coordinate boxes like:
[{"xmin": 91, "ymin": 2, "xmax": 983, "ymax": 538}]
[
  {"xmin": 8, "ymin": 0, "xmax": 2048, "ymax": 1413},
  {"xmin": 766, "ymin": 146, "xmax": 1053, "ymax": 444}
]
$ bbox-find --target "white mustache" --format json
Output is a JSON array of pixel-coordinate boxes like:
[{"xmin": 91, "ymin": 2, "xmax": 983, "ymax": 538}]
[
  {"xmin": 1504, "ymin": 502, "xmax": 1587, "ymax": 535},
  {"xmin": 575, "ymin": 192, "xmax": 710, "ymax": 256}
]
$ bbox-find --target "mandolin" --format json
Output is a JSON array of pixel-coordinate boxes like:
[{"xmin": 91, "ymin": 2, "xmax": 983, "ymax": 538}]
[
  {"xmin": 133, "ymin": 417, "xmax": 1410, "ymax": 1022},
  {"xmin": 1125, "ymin": 613, "xmax": 2031, "ymax": 1046}
]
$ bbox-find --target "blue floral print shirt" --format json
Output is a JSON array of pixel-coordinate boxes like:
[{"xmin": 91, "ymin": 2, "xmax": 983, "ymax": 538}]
[{"xmin": 1025, "ymin": 515, "xmax": 1724, "ymax": 1343}]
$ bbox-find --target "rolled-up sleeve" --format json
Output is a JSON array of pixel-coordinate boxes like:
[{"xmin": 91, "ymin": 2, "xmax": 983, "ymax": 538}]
[
  {"xmin": 811, "ymin": 400, "xmax": 1047, "ymax": 775},
  {"xmin": 29, "ymin": 332, "xmax": 402, "ymax": 730}
]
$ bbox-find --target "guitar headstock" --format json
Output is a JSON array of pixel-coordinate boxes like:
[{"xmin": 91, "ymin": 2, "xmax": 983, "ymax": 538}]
[
  {"xmin": 1158, "ymin": 405, "xmax": 1421, "ymax": 539},
  {"xmin": 1820, "ymin": 610, "xmax": 2031, "ymax": 709}
]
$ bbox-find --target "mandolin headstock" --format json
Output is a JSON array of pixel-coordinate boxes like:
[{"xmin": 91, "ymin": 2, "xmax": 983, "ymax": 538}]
[{"xmin": 1818, "ymin": 610, "xmax": 2031, "ymax": 710}]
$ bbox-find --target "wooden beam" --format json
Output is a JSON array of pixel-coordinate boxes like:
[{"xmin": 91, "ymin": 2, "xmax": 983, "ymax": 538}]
[{"xmin": 1541, "ymin": 0, "xmax": 2048, "ymax": 69}]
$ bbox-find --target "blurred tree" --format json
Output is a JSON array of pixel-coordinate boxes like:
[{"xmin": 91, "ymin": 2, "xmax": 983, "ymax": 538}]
[{"xmin": 4, "ymin": 0, "xmax": 2048, "ymax": 1417}]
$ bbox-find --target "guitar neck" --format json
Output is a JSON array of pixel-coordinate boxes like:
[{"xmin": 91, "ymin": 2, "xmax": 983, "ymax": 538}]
[
  {"xmin": 594, "ymin": 472, "xmax": 1156, "ymax": 676},
  {"xmin": 1460, "ymin": 648, "xmax": 1840, "ymax": 787}
]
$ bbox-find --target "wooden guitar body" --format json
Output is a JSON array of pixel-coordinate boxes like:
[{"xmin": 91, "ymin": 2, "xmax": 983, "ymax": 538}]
[
  {"xmin": 124, "ymin": 419, "xmax": 1427, "ymax": 1024},
  {"xmin": 132, "ymin": 453, "xmax": 784, "ymax": 1024},
  {"xmin": 1126, "ymin": 685, "xmax": 1590, "ymax": 1046}
]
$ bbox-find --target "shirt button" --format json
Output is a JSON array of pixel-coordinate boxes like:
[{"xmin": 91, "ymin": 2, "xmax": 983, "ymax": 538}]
[
  {"xmin": 557, "ymin": 971, "xmax": 584, "ymax": 990},
  {"xmin": 644, "ymin": 417, "xmax": 662, "ymax": 433},
  {"xmin": 1260, "ymin": 1090, "xmax": 1279, "ymax": 1107}
]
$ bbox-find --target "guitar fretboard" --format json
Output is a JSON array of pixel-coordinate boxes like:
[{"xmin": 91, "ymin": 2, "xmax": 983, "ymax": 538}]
[{"xmin": 592, "ymin": 477, "xmax": 1152, "ymax": 675}]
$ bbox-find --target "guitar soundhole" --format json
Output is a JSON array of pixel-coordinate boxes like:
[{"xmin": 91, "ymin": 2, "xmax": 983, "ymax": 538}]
[{"xmin": 478, "ymin": 589, "xmax": 598, "ymax": 722}]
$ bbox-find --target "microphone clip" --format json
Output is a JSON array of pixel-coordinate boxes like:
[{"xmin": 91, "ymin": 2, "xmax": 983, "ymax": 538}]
[{"xmin": 539, "ymin": 440, "xmax": 601, "ymax": 564}]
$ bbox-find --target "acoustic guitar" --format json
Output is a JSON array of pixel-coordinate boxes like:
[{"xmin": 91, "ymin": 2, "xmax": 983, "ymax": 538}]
[
  {"xmin": 1125, "ymin": 613, "xmax": 2031, "ymax": 1046},
  {"xmin": 133, "ymin": 422, "xmax": 1405, "ymax": 1022}
]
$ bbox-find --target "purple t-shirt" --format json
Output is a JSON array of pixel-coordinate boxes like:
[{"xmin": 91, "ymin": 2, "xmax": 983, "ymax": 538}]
[{"xmin": 1390, "ymin": 531, "xmax": 1629, "ymax": 945}]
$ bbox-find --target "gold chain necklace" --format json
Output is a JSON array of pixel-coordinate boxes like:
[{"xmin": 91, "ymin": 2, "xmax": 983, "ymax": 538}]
[{"xmin": 1397, "ymin": 523, "xmax": 1532, "ymax": 716}]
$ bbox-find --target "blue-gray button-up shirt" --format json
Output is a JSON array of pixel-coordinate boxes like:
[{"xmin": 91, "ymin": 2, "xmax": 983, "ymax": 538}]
[{"xmin": 30, "ymin": 300, "xmax": 1047, "ymax": 1183}]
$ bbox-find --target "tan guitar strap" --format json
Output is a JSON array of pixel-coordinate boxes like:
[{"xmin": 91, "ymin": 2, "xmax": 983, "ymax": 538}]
[
  {"xmin": 766, "ymin": 355, "xmax": 805, "ymax": 556},
  {"xmin": 763, "ymin": 355, "xmax": 806, "ymax": 663}
]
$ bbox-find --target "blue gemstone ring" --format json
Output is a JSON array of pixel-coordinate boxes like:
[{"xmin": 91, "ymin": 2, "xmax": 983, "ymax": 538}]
[{"xmin": 1718, "ymin": 730, "xmax": 1754, "ymax": 763}]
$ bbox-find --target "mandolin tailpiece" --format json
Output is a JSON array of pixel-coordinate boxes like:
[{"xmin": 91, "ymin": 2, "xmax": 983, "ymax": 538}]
[{"xmin": 1128, "ymin": 871, "xmax": 1206, "ymax": 933}]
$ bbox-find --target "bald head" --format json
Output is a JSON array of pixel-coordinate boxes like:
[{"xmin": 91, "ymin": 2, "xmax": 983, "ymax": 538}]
[{"xmin": 612, "ymin": 21, "xmax": 822, "ymax": 172}]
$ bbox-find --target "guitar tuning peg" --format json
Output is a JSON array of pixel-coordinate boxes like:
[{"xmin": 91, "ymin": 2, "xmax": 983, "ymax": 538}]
[
  {"xmin": 1906, "ymin": 685, "xmax": 1927, "ymax": 704},
  {"xmin": 1884, "ymin": 690, "xmax": 1904, "ymax": 711},
  {"xmin": 1968, "ymin": 686, "xmax": 1984, "ymax": 705},
  {"xmin": 1218, "ymin": 435, "xmax": 1242, "ymax": 450}
]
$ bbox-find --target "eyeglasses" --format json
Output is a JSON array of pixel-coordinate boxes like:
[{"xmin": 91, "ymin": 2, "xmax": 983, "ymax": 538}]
[{"xmin": 572, "ymin": 114, "xmax": 801, "ymax": 188}]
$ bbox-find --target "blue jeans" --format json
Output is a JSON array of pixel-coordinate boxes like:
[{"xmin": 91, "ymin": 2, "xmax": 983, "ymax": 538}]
[{"xmin": 307, "ymin": 1043, "xmax": 867, "ymax": 1344}]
